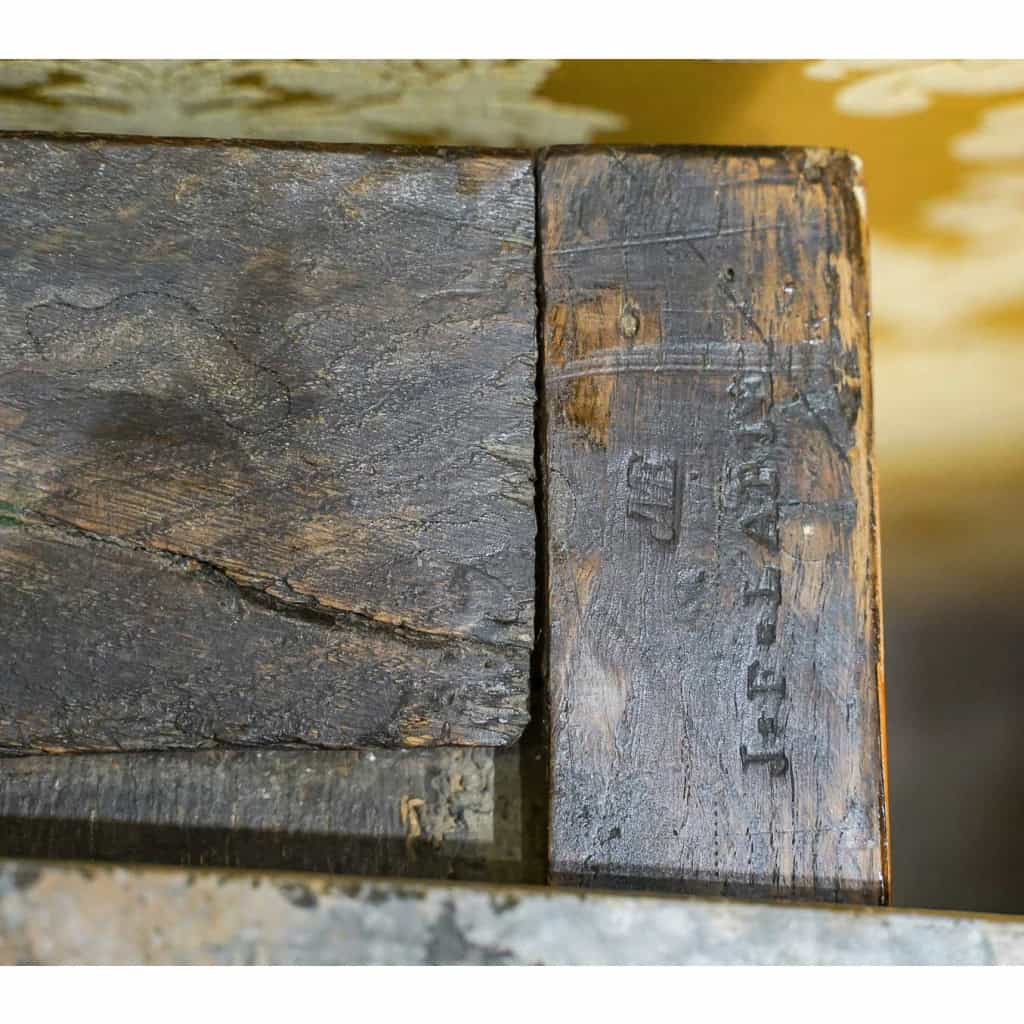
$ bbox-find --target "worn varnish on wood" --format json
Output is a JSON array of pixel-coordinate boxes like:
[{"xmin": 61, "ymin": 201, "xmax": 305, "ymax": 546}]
[
  {"xmin": 540, "ymin": 147, "xmax": 889, "ymax": 902},
  {"xmin": 0, "ymin": 134, "xmax": 536, "ymax": 752}
]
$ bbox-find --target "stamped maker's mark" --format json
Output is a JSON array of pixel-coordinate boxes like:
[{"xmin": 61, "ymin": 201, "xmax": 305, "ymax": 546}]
[
  {"xmin": 625, "ymin": 452, "xmax": 678, "ymax": 543},
  {"xmin": 729, "ymin": 369, "xmax": 788, "ymax": 778}
]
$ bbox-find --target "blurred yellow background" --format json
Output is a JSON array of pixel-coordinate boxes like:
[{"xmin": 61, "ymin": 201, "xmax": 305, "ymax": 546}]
[{"xmin": 2, "ymin": 60, "xmax": 1021, "ymax": 911}]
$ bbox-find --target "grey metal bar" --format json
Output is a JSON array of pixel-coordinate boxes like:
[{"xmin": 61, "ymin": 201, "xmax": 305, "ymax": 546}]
[{"xmin": 2, "ymin": 859, "xmax": 1023, "ymax": 964}]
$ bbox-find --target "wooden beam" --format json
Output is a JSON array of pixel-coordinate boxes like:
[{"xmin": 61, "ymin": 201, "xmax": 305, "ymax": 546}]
[
  {"xmin": 539, "ymin": 146, "xmax": 890, "ymax": 902},
  {"xmin": 0, "ymin": 746, "xmax": 545, "ymax": 885},
  {"xmin": 0, "ymin": 134, "xmax": 537, "ymax": 752}
]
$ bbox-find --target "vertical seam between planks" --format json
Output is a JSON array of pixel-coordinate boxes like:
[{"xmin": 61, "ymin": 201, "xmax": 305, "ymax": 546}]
[
  {"xmin": 520, "ymin": 150, "xmax": 552, "ymax": 884},
  {"xmin": 532, "ymin": 149, "xmax": 552, "ymax": 884}
]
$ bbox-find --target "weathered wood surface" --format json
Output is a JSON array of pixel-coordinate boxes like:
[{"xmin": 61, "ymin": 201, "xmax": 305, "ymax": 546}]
[
  {"xmin": 540, "ymin": 146, "xmax": 889, "ymax": 902},
  {"xmin": 0, "ymin": 745, "xmax": 546, "ymax": 885},
  {"xmin": 3, "ymin": 860, "xmax": 1022, "ymax": 965},
  {"xmin": 0, "ymin": 134, "xmax": 536, "ymax": 752}
]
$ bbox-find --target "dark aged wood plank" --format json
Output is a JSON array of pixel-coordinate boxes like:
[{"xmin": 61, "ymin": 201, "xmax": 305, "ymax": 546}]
[
  {"xmin": 0, "ymin": 133, "xmax": 536, "ymax": 752},
  {"xmin": 0, "ymin": 746, "xmax": 545, "ymax": 885},
  {"xmin": 539, "ymin": 146, "xmax": 890, "ymax": 902},
  {"xmin": 3, "ymin": 862, "xmax": 1023, "ymax": 966}
]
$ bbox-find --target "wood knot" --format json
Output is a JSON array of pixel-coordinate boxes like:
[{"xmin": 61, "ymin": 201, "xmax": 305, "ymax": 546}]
[{"xmin": 619, "ymin": 306, "xmax": 640, "ymax": 339}]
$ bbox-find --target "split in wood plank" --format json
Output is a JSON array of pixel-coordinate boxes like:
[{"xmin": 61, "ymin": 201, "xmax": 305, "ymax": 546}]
[{"xmin": 0, "ymin": 135, "xmax": 537, "ymax": 752}]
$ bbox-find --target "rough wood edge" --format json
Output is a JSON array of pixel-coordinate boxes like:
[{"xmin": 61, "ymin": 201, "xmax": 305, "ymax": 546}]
[
  {"xmin": 835, "ymin": 151, "xmax": 892, "ymax": 905},
  {"xmin": 0, "ymin": 127, "xmax": 534, "ymax": 158}
]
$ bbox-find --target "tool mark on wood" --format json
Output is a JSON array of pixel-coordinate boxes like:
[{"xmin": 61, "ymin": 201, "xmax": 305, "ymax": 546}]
[
  {"xmin": 550, "ymin": 222, "xmax": 785, "ymax": 257},
  {"xmin": 547, "ymin": 343, "xmax": 838, "ymax": 384}
]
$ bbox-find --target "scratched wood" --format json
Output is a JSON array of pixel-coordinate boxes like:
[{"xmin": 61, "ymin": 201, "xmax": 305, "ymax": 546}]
[
  {"xmin": 539, "ymin": 146, "xmax": 890, "ymax": 902},
  {"xmin": 0, "ymin": 133, "xmax": 536, "ymax": 752}
]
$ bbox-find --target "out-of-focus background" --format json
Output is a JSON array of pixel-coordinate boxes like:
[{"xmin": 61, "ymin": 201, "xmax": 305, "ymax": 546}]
[{"xmin": 1, "ymin": 59, "xmax": 1020, "ymax": 913}]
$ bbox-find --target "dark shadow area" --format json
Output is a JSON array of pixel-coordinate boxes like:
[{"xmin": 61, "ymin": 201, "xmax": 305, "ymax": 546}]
[
  {"xmin": 885, "ymin": 583, "xmax": 1024, "ymax": 914},
  {"xmin": 0, "ymin": 814, "xmax": 530, "ymax": 886},
  {"xmin": 549, "ymin": 865, "xmax": 884, "ymax": 906}
]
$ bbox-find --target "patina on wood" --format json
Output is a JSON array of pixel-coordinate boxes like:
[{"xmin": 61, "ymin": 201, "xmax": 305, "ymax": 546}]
[
  {"xmin": 0, "ymin": 134, "xmax": 536, "ymax": 752},
  {"xmin": 539, "ymin": 146, "xmax": 890, "ymax": 902}
]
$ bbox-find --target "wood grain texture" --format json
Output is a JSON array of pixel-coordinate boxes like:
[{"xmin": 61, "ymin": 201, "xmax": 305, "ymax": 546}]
[
  {"xmin": 539, "ymin": 146, "xmax": 889, "ymax": 902},
  {"xmin": 0, "ymin": 745, "xmax": 546, "ymax": 885},
  {"xmin": 0, "ymin": 134, "xmax": 536, "ymax": 752}
]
